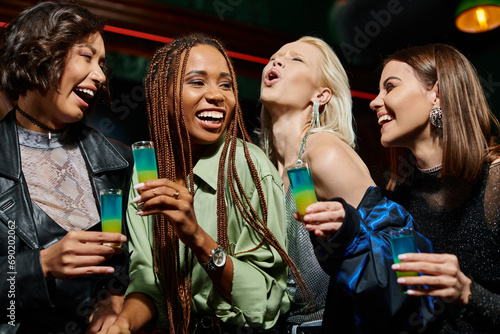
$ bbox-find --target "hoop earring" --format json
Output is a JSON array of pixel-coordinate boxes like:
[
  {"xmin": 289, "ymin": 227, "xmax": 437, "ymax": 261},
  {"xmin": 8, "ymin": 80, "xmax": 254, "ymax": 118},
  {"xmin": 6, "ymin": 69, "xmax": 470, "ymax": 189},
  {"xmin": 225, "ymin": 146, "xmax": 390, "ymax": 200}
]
[
  {"xmin": 429, "ymin": 106, "xmax": 443, "ymax": 129},
  {"xmin": 311, "ymin": 101, "xmax": 321, "ymax": 129}
]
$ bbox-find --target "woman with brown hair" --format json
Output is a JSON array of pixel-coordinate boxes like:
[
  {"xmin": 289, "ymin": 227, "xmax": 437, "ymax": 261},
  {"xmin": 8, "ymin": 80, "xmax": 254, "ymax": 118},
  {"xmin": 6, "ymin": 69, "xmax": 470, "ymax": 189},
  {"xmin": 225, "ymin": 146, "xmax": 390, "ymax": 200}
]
[
  {"xmin": 101, "ymin": 33, "xmax": 299, "ymax": 334},
  {"xmin": 0, "ymin": 2, "xmax": 133, "ymax": 333},
  {"xmin": 371, "ymin": 43, "xmax": 500, "ymax": 332}
]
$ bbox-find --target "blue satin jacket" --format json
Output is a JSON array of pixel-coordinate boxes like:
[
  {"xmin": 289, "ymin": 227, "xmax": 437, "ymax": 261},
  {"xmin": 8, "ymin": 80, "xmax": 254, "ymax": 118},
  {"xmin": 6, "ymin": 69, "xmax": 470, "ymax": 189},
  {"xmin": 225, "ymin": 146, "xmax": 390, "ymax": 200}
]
[{"xmin": 312, "ymin": 186, "xmax": 437, "ymax": 333}]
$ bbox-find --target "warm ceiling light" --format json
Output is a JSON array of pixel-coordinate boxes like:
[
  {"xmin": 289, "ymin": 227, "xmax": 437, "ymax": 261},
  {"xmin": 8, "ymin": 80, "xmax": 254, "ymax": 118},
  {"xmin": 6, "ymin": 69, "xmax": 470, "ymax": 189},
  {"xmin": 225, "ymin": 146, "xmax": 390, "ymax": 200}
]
[{"xmin": 455, "ymin": 0, "xmax": 500, "ymax": 33}]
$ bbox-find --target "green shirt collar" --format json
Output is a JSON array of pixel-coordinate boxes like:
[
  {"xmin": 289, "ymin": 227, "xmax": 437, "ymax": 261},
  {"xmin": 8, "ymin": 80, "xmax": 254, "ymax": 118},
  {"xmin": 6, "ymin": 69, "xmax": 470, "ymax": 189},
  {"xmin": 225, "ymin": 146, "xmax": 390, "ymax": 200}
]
[{"xmin": 193, "ymin": 133, "xmax": 227, "ymax": 192}]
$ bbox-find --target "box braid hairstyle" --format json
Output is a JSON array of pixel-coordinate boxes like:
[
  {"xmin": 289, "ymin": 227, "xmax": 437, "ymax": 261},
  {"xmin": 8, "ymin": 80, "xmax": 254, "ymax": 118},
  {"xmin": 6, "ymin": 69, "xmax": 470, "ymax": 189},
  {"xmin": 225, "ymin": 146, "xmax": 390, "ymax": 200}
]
[{"xmin": 144, "ymin": 33, "xmax": 306, "ymax": 333}]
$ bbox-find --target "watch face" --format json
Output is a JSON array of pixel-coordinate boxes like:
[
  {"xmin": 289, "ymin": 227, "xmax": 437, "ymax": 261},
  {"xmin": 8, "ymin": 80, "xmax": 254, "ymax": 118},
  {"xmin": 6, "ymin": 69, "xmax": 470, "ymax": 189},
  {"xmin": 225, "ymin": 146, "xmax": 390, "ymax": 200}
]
[{"xmin": 213, "ymin": 248, "xmax": 226, "ymax": 267}]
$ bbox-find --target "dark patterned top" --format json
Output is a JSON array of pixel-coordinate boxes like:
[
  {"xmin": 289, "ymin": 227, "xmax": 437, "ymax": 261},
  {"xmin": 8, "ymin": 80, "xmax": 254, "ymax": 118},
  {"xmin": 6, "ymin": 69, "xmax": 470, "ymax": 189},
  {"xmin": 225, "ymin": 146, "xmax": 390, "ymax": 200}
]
[{"xmin": 386, "ymin": 162, "xmax": 500, "ymax": 333}]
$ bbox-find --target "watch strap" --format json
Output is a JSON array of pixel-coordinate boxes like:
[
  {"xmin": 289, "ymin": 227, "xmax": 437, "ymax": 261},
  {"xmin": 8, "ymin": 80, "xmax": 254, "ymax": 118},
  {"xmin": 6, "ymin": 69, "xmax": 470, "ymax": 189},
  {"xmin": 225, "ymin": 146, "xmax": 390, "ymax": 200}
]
[{"xmin": 200, "ymin": 246, "xmax": 225, "ymax": 271}]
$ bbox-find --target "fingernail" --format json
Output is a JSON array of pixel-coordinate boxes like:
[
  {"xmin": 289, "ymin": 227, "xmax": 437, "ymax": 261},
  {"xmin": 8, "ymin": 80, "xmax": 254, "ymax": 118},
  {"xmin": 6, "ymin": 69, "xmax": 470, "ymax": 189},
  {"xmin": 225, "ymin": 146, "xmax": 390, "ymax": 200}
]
[
  {"xmin": 392, "ymin": 264, "xmax": 400, "ymax": 270},
  {"xmin": 132, "ymin": 195, "xmax": 141, "ymax": 203},
  {"xmin": 136, "ymin": 210, "xmax": 143, "ymax": 215},
  {"xmin": 120, "ymin": 236, "xmax": 127, "ymax": 242},
  {"xmin": 406, "ymin": 289, "xmax": 415, "ymax": 295},
  {"xmin": 398, "ymin": 254, "xmax": 407, "ymax": 260},
  {"xmin": 397, "ymin": 278, "xmax": 406, "ymax": 284},
  {"xmin": 134, "ymin": 183, "xmax": 145, "ymax": 190},
  {"xmin": 106, "ymin": 268, "xmax": 114, "ymax": 274}
]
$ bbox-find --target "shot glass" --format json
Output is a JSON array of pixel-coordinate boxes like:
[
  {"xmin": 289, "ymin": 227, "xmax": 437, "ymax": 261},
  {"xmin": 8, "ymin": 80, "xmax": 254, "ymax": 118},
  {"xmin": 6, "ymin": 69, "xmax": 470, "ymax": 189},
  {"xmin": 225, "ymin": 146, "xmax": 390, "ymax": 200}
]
[
  {"xmin": 131, "ymin": 141, "xmax": 158, "ymax": 183},
  {"xmin": 286, "ymin": 162, "xmax": 317, "ymax": 220},
  {"xmin": 389, "ymin": 227, "xmax": 419, "ymax": 293},
  {"xmin": 100, "ymin": 189, "xmax": 123, "ymax": 247}
]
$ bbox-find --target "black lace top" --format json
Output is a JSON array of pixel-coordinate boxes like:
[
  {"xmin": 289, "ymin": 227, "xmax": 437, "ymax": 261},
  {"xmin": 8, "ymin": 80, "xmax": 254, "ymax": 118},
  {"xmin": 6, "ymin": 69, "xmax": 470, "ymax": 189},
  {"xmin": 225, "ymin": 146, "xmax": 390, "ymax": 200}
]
[{"xmin": 386, "ymin": 162, "xmax": 500, "ymax": 333}]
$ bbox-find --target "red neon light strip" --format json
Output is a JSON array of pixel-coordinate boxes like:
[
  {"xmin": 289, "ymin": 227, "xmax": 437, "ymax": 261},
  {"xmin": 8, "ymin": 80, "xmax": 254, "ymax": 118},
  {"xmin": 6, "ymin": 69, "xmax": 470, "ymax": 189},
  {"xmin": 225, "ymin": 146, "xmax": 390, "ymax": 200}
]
[
  {"xmin": 0, "ymin": 21, "xmax": 376, "ymax": 100},
  {"xmin": 104, "ymin": 25, "xmax": 269, "ymax": 65},
  {"xmin": 104, "ymin": 25, "xmax": 174, "ymax": 44},
  {"xmin": 226, "ymin": 50, "xmax": 268, "ymax": 65},
  {"xmin": 351, "ymin": 90, "xmax": 377, "ymax": 100}
]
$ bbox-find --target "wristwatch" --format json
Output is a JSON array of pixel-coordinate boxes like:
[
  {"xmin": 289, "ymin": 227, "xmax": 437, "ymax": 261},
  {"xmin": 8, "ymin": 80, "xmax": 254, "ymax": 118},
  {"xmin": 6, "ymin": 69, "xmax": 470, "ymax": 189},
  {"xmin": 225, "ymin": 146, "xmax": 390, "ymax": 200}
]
[{"xmin": 201, "ymin": 246, "xmax": 226, "ymax": 271}]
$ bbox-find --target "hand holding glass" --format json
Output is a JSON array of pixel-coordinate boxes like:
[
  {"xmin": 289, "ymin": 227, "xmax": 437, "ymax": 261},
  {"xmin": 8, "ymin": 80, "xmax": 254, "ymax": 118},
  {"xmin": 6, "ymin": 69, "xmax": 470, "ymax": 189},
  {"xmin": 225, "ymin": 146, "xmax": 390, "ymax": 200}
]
[
  {"xmin": 390, "ymin": 227, "xmax": 419, "ymax": 293},
  {"xmin": 287, "ymin": 162, "xmax": 317, "ymax": 220},
  {"xmin": 131, "ymin": 141, "xmax": 158, "ymax": 183},
  {"xmin": 100, "ymin": 189, "xmax": 123, "ymax": 247}
]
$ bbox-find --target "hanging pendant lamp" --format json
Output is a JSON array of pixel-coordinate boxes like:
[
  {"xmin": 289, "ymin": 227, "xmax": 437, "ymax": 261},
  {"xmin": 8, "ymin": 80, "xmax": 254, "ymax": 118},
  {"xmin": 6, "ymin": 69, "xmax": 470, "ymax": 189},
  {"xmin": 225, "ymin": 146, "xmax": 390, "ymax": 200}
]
[{"xmin": 455, "ymin": 0, "xmax": 500, "ymax": 33}]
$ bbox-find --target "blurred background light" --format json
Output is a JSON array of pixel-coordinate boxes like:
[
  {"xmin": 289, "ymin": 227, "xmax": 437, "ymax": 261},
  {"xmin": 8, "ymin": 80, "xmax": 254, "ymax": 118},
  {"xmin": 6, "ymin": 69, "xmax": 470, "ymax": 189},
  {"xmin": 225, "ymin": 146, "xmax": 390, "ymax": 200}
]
[{"xmin": 455, "ymin": 0, "xmax": 500, "ymax": 33}]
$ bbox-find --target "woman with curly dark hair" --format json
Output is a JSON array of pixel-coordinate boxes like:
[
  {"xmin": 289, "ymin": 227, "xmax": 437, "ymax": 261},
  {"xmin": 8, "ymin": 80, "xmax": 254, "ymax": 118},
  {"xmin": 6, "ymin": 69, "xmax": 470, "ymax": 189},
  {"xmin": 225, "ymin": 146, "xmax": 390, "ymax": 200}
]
[{"xmin": 0, "ymin": 2, "xmax": 133, "ymax": 333}]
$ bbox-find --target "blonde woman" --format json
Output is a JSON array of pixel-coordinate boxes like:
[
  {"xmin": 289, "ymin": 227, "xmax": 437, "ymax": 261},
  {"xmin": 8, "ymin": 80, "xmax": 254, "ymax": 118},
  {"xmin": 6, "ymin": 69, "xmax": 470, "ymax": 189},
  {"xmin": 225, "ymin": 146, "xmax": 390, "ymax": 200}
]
[{"xmin": 260, "ymin": 36, "xmax": 434, "ymax": 333}]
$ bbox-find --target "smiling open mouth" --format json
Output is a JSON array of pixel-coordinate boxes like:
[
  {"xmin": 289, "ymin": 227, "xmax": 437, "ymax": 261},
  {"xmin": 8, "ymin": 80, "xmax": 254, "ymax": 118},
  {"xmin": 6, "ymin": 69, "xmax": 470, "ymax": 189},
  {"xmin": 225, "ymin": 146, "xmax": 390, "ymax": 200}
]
[
  {"xmin": 378, "ymin": 115, "xmax": 393, "ymax": 125},
  {"xmin": 196, "ymin": 111, "xmax": 224, "ymax": 124},
  {"xmin": 74, "ymin": 88, "xmax": 95, "ymax": 103}
]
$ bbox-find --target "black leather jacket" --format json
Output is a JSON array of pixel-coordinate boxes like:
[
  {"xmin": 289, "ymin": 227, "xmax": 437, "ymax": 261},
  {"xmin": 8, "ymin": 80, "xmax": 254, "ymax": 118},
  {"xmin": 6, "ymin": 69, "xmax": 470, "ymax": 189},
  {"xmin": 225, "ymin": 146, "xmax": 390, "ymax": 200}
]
[{"xmin": 0, "ymin": 111, "xmax": 133, "ymax": 333}]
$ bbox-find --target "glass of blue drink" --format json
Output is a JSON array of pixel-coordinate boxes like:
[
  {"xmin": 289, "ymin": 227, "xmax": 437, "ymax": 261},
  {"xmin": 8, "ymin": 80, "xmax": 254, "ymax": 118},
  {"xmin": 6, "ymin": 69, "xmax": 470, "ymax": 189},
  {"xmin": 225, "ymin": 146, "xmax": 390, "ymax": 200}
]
[
  {"xmin": 100, "ymin": 189, "xmax": 123, "ymax": 247},
  {"xmin": 389, "ymin": 227, "xmax": 419, "ymax": 293},
  {"xmin": 131, "ymin": 141, "xmax": 158, "ymax": 183},
  {"xmin": 287, "ymin": 162, "xmax": 317, "ymax": 221}
]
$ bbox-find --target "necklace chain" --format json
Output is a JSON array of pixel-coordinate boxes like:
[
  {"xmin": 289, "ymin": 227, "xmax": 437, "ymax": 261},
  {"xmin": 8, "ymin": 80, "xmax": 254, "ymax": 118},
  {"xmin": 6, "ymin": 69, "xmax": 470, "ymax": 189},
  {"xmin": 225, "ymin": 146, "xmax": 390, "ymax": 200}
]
[
  {"xmin": 417, "ymin": 164, "xmax": 443, "ymax": 174},
  {"xmin": 15, "ymin": 105, "xmax": 66, "ymax": 138}
]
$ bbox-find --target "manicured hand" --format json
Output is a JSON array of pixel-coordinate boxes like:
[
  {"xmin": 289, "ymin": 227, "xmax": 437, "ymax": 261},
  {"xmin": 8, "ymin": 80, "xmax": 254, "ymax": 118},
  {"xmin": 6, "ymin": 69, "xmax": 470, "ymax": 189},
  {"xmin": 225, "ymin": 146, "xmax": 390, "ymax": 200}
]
[
  {"xmin": 40, "ymin": 231, "xmax": 126, "ymax": 279},
  {"xmin": 298, "ymin": 200, "xmax": 345, "ymax": 239},
  {"xmin": 133, "ymin": 179, "xmax": 201, "ymax": 247},
  {"xmin": 392, "ymin": 252, "xmax": 472, "ymax": 305}
]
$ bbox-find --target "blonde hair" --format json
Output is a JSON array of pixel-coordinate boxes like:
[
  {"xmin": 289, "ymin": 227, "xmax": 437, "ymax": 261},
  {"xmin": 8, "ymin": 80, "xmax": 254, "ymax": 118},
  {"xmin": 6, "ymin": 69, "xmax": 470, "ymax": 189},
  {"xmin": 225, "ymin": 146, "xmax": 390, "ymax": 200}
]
[{"xmin": 259, "ymin": 36, "xmax": 355, "ymax": 164}]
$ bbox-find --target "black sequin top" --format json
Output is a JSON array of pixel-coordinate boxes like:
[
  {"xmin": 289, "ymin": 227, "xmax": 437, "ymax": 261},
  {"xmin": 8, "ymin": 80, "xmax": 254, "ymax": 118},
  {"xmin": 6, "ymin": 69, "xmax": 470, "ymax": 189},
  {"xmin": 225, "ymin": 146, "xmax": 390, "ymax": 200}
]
[{"xmin": 386, "ymin": 162, "xmax": 500, "ymax": 333}]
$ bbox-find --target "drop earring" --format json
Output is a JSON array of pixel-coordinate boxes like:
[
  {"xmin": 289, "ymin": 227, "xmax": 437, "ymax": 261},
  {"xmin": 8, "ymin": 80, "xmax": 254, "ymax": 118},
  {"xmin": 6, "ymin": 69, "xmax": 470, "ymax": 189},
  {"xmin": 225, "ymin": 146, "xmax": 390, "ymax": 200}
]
[
  {"xmin": 263, "ymin": 127, "xmax": 270, "ymax": 157},
  {"xmin": 311, "ymin": 101, "xmax": 321, "ymax": 129},
  {"xmin": 429, "ymin": 106, "xmax": 443, "ymax": 129}
]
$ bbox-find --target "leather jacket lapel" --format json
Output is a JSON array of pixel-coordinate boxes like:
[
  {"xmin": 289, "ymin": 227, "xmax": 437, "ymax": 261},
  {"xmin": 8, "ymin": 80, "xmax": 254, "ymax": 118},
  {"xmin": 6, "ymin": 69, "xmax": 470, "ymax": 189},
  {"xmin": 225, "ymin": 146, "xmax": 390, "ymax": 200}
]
[
  {"xmin": 0, "ymin": 111, "xmax": 131, "ymax": 249},
  {"xmin": 77, "ymin": 124, "xmax": 129, "ymax": 175},
  {"xmin": 0, "ymin": 111, "xmax": 39, "ymax": 249},
  {"xmin": 0, "ymin": 111, "xmax": 21, "ymax": 180},
  {"xmin": 76, "ymin": 123, "xmax": 130, "ymax": 214}
]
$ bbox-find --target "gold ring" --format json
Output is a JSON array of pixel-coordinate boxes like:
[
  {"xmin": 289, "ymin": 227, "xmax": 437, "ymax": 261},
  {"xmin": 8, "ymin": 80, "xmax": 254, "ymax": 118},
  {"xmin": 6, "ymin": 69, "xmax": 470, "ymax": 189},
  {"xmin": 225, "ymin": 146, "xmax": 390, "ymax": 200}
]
[
  {"xmin": 153, "ymin": 188, "xmax": 157, "ymax": 197},
  {"xmin": 172, "ymin": 190, "xmax": 180, "ymax": 199}
]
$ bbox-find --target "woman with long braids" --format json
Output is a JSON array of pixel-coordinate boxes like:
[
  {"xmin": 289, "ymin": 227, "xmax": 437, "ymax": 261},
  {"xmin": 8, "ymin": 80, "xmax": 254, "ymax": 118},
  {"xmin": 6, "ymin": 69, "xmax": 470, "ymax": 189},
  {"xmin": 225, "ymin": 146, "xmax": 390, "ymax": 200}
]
[{"xmin": 101, "ymin": 33, "xmax": 300, "ymax": 334}]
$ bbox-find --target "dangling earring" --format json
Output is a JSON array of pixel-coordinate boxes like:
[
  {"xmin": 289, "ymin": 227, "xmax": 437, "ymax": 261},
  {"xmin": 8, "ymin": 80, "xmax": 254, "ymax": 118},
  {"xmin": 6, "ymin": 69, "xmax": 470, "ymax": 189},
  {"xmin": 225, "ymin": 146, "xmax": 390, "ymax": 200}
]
[
  {"xmin": 311, "ymin": 101, "xmax": 321, "ymax": 129},
  {"xmin": 429, "ymin": 106, "xmax": 443, "ymax": 129},
  {"xmin": 263, "ymin": 127, "xmax": 270, "ymax": 157}
]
